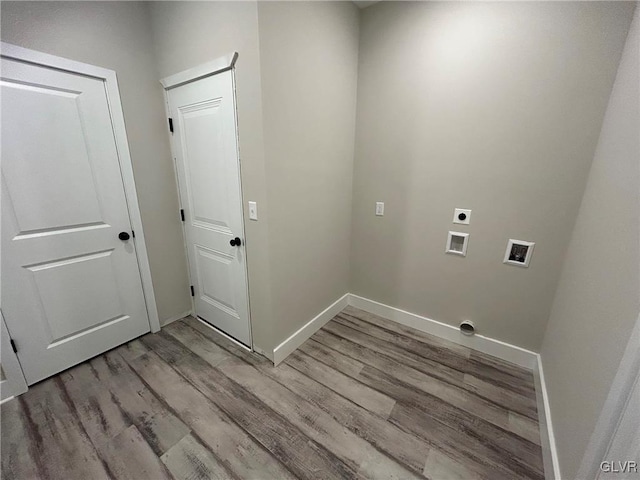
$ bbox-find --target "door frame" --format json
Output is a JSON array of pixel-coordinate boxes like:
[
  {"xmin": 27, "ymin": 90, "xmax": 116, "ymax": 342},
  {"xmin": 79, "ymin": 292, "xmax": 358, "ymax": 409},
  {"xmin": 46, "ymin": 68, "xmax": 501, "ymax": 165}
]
[
  {"xmin": 577, "ymin": 312, "xmax": 640, "ymax": 479},
  {"xmin": 1, "ymin": 312, "xmax": 28, "ymax": 403},
  {"xmin": 160, "ymin": 52, "xmax": 253, "ymax": 350},
  {"xmin": 1, "ymin": 42, "xmax": 161, "ymax": 336}
]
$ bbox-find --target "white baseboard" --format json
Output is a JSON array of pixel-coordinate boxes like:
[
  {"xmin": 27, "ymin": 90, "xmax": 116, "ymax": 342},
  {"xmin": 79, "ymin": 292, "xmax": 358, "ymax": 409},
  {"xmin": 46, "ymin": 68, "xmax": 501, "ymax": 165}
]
[
  {"xmin": 160, "ymin": 310, "xmax": 192, "ymax": 327},
  {"xmin": 534, "ymin": 355, "xmax": 561, "ymax": 480},
  {"xmin": 348, "ymin": 294, "xmax": 537, "ymax": 369},
  {"xmin": 273, "ymin": 293, "xmax": 349, "ymax": 365}
]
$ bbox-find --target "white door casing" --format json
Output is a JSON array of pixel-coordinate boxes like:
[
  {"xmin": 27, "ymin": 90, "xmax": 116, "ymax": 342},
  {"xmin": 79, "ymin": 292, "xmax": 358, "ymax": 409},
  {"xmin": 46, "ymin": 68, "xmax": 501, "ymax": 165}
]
[
  {"xmin": 1, "ymin": 312, "xmax": 28, "ymax": 402},
  {"xmin": 578, "ymin": 312, "xmax": 640, "ymax": 480},
  {"xmin": 1, "ymin": 43, "xmax": 159, "ymax": 385},
  {"xmin": 163, "ymin": 57, "xmax": 252, "ymax": 347}
]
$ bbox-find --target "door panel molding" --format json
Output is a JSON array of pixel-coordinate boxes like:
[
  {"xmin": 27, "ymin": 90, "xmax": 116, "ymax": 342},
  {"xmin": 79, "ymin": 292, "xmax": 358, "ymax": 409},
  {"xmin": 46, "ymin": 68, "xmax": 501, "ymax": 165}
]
[{"xmin": 1, "ymin": 42, "xmax": 160, "ymax": 336}]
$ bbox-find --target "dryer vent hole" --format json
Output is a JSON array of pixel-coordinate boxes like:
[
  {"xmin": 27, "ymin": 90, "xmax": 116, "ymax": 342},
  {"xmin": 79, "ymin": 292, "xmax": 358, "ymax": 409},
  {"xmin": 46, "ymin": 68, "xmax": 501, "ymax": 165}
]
[{"xmin": 460, "ymin": 321, "xmax": 475, "ymax": 336}]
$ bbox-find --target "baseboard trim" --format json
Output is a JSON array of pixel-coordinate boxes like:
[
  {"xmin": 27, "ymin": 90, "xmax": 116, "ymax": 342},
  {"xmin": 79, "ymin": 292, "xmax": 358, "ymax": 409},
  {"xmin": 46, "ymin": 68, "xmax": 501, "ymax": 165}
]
[
  {"xmin": 273, "ymin": 293, "xmax": 349, "ymax": 365},
  {"xmin": 160, "ymin": 310, "xmax": 192, "ymax": 327},
  {"xmin": 534, "ymin": 354, "xmax": 561, "ymax": 480},
  {"xmin": 348, "ymin": 294, "xmax": 537, "ymax": 369}
]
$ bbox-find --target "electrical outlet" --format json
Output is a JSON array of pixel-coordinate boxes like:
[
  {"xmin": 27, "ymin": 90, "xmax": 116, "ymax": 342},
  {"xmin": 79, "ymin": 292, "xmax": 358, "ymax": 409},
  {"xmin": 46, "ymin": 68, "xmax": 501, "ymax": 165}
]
[
  {"xmin": 453, "ymin": 208, "xmax": 471, "ymax": 225},
  {"xmin": 376, "ymin": 202, "xmax": 384, "ymax": 216}
]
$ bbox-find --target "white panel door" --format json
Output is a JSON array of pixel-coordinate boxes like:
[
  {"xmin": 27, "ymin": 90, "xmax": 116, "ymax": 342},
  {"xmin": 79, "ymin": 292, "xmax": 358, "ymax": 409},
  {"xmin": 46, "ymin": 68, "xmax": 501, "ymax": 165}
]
[
  {"xmin": 167, "ymin": 70, "xmax": 251, "ymax": 346},
  {"xmin": 1, "ymin": 55, "xmax": 150, "ymax": 384}
]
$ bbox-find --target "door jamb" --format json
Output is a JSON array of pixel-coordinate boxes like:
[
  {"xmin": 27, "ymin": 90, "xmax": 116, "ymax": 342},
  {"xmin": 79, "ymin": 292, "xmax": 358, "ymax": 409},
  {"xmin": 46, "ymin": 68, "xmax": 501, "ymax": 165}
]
[
  {"xmin": 576, "ymin": 312, "xmax": 640, "ymax": 478},
  {"xmin": 160, "ymin": 52, "xmax": 253, "ymax": 350},
  {"xmin": 0, "ymin": 312, "xmax": 28, "ymax": 402},
  {"xmin": 1, "ymin": 42, "xmax": 161, "ymax": 333}
]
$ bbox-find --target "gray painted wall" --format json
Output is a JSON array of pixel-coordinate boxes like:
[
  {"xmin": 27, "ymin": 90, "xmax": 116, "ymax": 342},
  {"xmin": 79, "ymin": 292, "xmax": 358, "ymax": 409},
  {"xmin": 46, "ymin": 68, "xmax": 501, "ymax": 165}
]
[
  {"xmin": 541, "ymin": 6, "xmax": 640, "ymax": 478},
  {"xmin": 351, "ymin": 1, "xmax": 634, "ymax": 351},
  {"xmin": 148, "ymin": 1, "xmax": 359, "ymax": 354},
  {"xmin": 257, "ymin": 1, "xmax": 360, "ymax": 350},
  {"xmin": 1, "ymin": 1, "xmax": 192, "ymax": 325},
  {"xmin": 3, "ymin": 3, "xmax": 636, "ymax": 428}
]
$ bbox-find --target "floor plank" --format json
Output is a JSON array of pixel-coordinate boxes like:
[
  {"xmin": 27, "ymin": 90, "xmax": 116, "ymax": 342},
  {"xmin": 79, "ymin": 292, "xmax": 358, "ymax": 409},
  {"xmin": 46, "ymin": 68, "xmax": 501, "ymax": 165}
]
[
  {"xmin": 99, "ymin": 424, "xmax": 173, "ymax": 480},
  {"xmin": 306, "ymin": 335, "xmax": 540, "ymax": 445},
  {"xmin": 285, "ymin": 349, "xmax": 397, "ymax": 418},
  {"xmin": 161, "ymin": 433, "xmax": 235, "ymax": 480},
  {"xmin": 144, "ymin": 331, "xmax": 359, "ymax": 480},
  {"xmin": 390, "ymin": 401, "xmax": 530, "ymax": 480},
  {"xmin": 463, "ymin": 373, "xmax": 538, "ymax": 420},
  {"xmin": 335, "ymin": 312, "xmax": 535, "ymax": 397},
  {"xmin": 218, "ymin": 362, "xmax": 422, "ymax": 480},
  {"xmin": 172, "ymin": 319, "xmax": 432, "ymax": 476},
  {"xmin": 128, "ymin": 349, "xmax": 297, "ymax": 480},
  {"xmin": 90, "ymin": 351, "xmax": 191, "ymax": 456},
  {"xmin": 2, "ymin": 307, "xmax": 544, "ymax": 480},
  {"xmin": 342, "ymin": 305, "xmax": 472, "ymax": 359},
  {"xmin": 1, "ymin": 397, "xmax": 43, "ymax": 479},
  {"xmin": 59, "ymin": 361, "xmax": 130, "ymax": 447},
  {"xmin": 18, "ymin": 378, "xmax": 111, "ymax": 480},
  {"xmin": 362, "ymin": 366, "xmax": 543, "ymax": 479},
  {"xmin": 301, "ymin": 335, "xmax": 543, "ymax": 479},
  {"xmin": 324, "ymin": 317, "xmax": 538, "ymax": 413}
]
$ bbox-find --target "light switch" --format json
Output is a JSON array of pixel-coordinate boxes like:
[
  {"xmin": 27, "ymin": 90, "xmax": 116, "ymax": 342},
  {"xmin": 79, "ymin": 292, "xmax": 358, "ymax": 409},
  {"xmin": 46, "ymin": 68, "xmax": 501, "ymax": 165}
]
[
  {"xmin": 248, "ymin": 201, "xmax": 258, "ymax": 221},
  {"xmin": 376, "ymin": 202, "xmax": 384, "ymax": 216},
  {"xmin": 453, "ymin": 208, "xmax": 471, "ymax": 225}
]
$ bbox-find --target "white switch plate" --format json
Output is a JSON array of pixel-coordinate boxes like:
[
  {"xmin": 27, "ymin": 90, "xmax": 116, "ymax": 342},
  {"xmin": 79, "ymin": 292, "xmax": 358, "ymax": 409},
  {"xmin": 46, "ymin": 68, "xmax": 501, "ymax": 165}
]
[
  {"xmin": 376, "ymin": 202, "xmax": 384, "ymax": 216},
  {"xmin": 248, "ymin": 201, "xmax": 258, "ymax": 221},
  {"xmin": 453, "ymin": 208, "xmax": 471, "ymax": 225}
]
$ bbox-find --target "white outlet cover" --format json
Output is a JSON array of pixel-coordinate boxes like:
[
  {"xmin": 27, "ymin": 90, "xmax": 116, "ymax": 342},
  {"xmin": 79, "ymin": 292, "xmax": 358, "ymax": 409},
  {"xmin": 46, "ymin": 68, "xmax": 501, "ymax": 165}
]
[
  {"xmin": 376, "ymin": 202, "xmax": 384, "ymax": 216},
  {"xmin": 248, "ymin": 201, "xmax": 258, "ymax": 221},
  {"xmin": 453, "ymin": 208, "xmax": 471, "ymax": 225}
]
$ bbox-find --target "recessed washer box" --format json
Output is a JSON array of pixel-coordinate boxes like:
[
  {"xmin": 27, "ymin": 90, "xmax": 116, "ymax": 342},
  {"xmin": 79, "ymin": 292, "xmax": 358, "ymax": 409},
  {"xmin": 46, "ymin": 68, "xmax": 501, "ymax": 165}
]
[
  {"xmin": 453, "ymin": 208, "xmax": 471, "ymax": 225},
  {"xmin": 504, "ymin": 239, "xmax": 535, "ymax": 267},
  {"xmin": 446, "ymin": 231, "xmax": 469, "ymax": 256}
]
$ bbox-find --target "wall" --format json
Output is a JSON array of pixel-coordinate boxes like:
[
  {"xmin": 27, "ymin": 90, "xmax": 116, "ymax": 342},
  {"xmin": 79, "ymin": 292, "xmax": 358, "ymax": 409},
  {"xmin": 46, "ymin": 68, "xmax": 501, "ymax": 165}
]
[
  {"xmin": 1, "ymin": 1, "xmax": 191, "ymax": 324},
  {"xmin": 541, "ymin": 5, "xmax": 639, "ymax": 478},
  {"xmin": 148, "ymin": 1, "xmax": 274, "ymax": 354},
  {"xmin": 257, "ymin": 1, "xmax": 360, "ymax": 350},
  {"xmin": 351, "ymin": 1, "xmax": 635, "ymax": 351}
]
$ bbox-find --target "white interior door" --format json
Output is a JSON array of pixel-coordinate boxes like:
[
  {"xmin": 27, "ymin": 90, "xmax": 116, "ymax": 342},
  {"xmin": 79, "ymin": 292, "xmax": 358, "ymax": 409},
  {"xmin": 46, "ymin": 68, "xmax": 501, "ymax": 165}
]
[
  {"xmin": 167, "ymin": 70, "xmax": 251, "ymax": 347},
  {"xmin": 1, "ymin": 53, "xmax": 151, "ymax": 385}
]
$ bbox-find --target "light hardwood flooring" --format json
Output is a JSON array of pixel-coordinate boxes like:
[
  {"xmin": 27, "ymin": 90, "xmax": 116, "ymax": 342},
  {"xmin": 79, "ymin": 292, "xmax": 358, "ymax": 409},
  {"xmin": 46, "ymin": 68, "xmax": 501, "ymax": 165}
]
[{"xmin": 1, "ymin": 306, "xmax": 544, "ymax": 480}]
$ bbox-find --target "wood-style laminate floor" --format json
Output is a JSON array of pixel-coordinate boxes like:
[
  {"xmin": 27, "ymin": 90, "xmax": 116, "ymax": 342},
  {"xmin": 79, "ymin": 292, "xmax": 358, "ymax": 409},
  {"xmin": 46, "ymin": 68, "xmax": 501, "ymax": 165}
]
[{"xmin": 1, "ymin": 306, "xmax": 544, "ymax": 480}]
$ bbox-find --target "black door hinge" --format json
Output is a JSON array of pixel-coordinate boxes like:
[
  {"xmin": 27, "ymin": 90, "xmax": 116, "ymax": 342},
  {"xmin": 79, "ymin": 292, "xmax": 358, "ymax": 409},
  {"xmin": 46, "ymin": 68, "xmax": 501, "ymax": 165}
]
[
  {"xmin": 168, "ymin": 118, "xmax": 174, "ymax": 133},
  {"xmin": 10, "ymin": 339, "xmax": 17, "ymax": 353},
  {"xmin": 190, "ymin": 285, "xmax": 195, "ymax": 297},
  {"xmin": 180, "ymin": 209, "xmax": 185, "ymax": 222}
]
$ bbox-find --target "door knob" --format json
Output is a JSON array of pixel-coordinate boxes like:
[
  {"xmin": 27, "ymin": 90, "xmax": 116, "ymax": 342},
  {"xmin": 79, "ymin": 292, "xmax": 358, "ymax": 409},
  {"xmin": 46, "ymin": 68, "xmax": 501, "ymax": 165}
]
[
  {"xmin": 119, "ymin": 232, "xmax": 131, "ymax": 241},
  {"xmin": 230, "ymin": 237, "xmax": 242, "ymax": 247}
]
